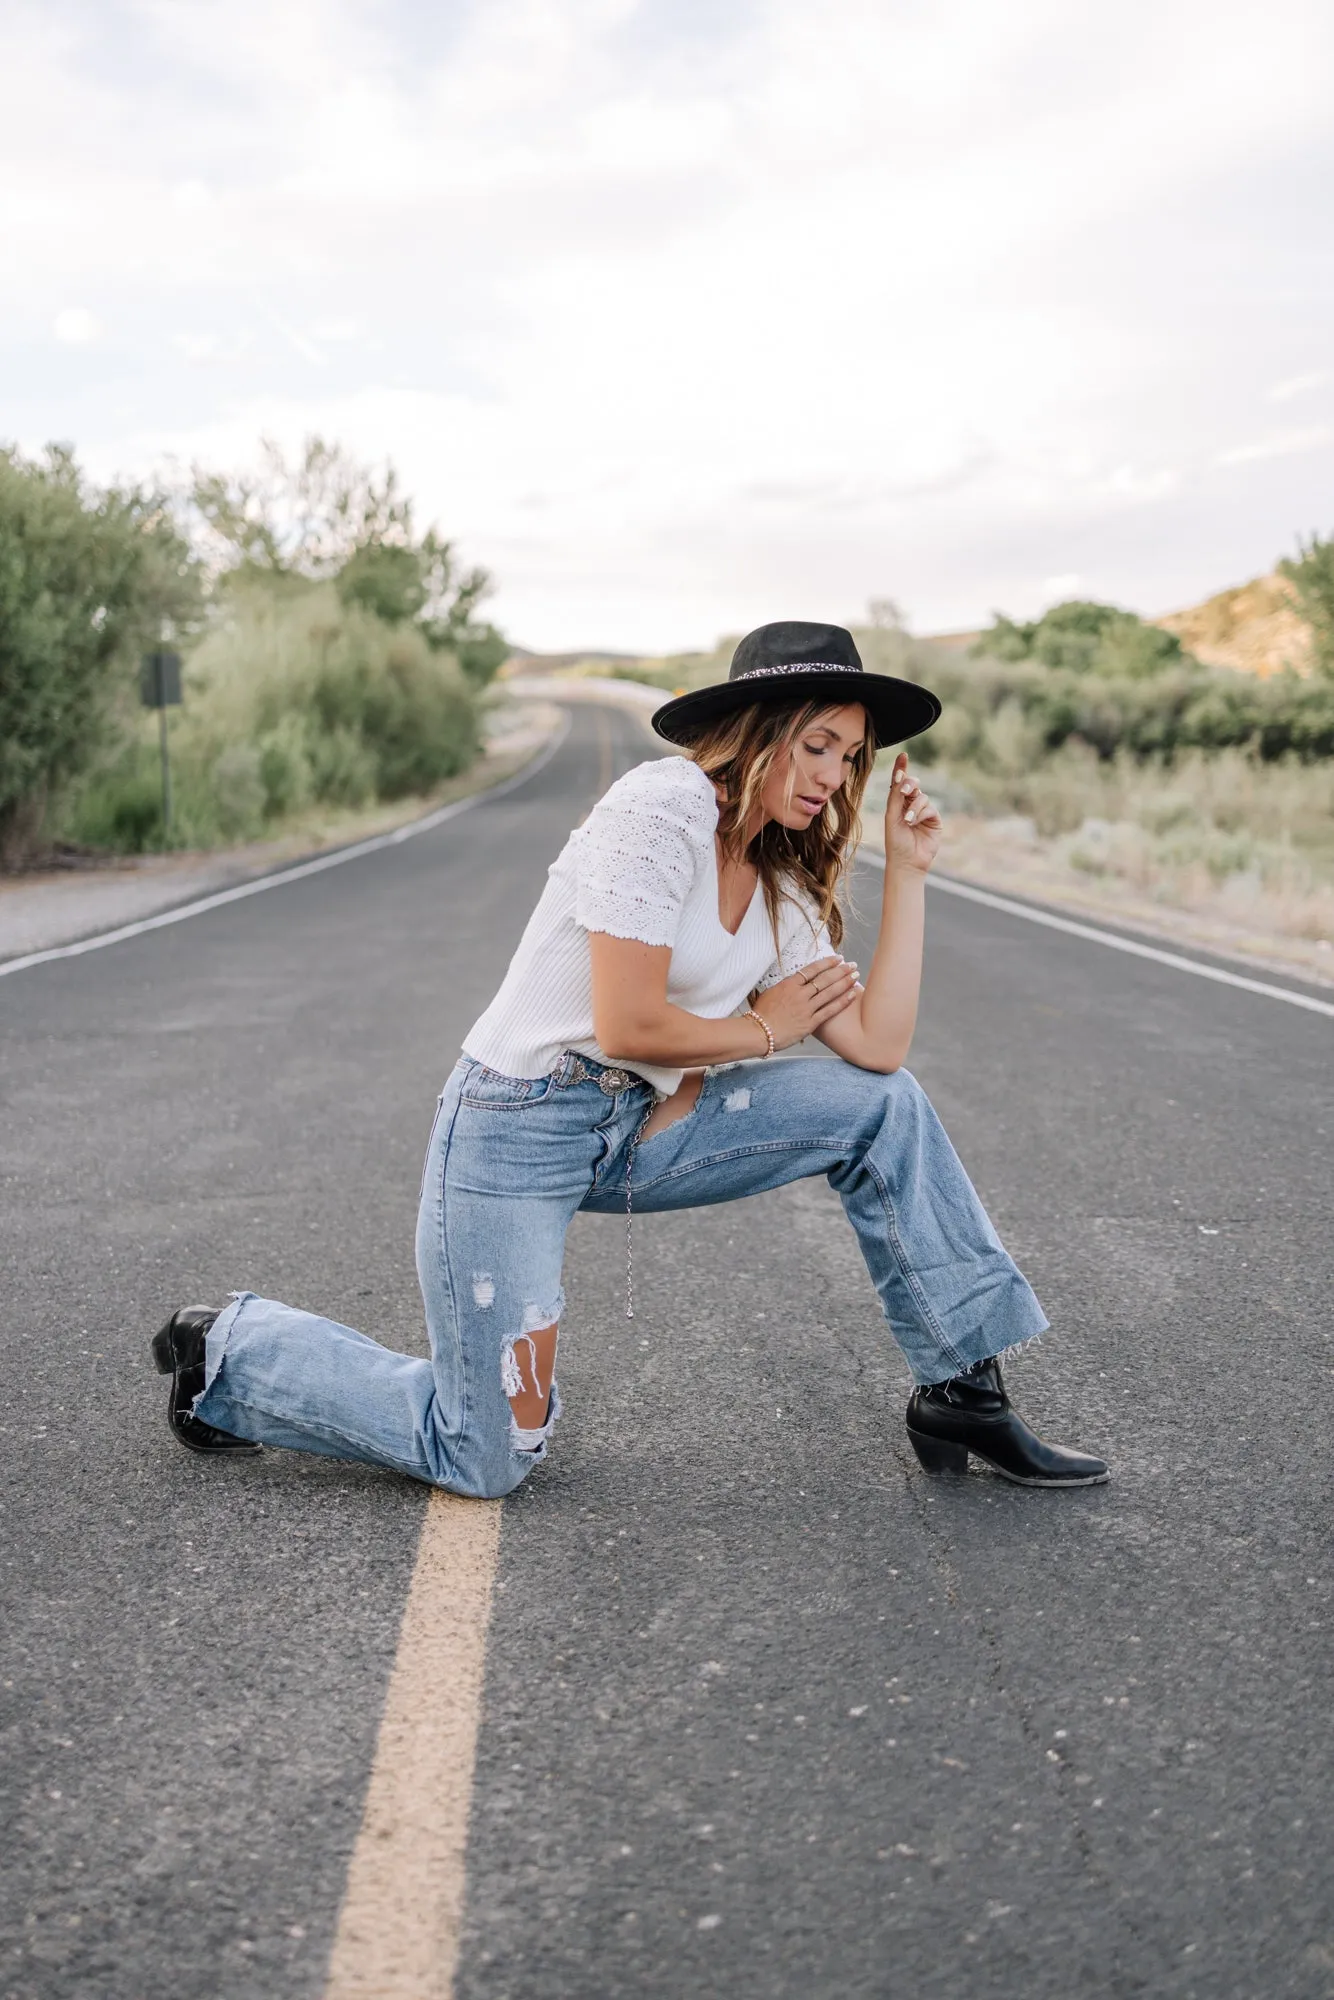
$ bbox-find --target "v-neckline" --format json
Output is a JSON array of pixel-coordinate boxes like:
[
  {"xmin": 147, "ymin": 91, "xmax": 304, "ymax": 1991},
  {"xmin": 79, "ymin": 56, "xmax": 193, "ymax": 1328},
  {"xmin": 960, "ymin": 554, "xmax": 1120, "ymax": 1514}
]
[{"xmin": 710, "ymin": 834, "xmax": 759, "ymax": 939}]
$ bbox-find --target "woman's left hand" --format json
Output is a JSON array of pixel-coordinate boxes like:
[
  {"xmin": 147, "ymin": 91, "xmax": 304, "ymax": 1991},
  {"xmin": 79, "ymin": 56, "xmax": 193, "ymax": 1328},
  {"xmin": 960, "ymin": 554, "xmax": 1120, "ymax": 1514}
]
[{"xmin": 884, "ymin": 752, "xmax": 942, "ymax": 874}]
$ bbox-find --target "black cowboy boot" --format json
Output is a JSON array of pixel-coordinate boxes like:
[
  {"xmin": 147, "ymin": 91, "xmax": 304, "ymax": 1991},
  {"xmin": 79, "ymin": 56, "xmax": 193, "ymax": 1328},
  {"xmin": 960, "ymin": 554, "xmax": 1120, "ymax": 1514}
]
[
  {"xmin": 906, "ymin": 1356, "xmax": 1108, "ymax": 1487},
  {"xmin": 151, "ymin": 1306, "xmax": 261, "ymax": 1456}
]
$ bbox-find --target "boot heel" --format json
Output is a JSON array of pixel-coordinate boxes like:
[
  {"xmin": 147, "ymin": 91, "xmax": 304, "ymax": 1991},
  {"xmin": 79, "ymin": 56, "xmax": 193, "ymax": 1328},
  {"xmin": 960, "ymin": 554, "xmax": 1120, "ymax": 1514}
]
[
  {"xmin": 151, "ymin": 1319, "xmax": 177, "ymax": 1375},
  {"xmin": 907, "ymin": 1427, "xmax": 969, "ymax": 1475}
]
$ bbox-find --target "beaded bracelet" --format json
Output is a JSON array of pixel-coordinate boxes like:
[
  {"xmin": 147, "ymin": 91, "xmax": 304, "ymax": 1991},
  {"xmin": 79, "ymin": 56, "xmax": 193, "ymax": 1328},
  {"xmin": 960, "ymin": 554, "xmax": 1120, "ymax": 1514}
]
[{"xmin": 745, "ymin": 1007, "xmax": 776, "ymax": 1058}]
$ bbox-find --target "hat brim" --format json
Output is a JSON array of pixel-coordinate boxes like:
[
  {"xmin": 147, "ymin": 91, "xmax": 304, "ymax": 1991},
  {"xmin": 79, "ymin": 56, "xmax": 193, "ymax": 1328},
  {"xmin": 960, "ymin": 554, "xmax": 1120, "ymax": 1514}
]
[{"xmin": 650, "ymin": 669, "xmax": 941, "ymax": 751}]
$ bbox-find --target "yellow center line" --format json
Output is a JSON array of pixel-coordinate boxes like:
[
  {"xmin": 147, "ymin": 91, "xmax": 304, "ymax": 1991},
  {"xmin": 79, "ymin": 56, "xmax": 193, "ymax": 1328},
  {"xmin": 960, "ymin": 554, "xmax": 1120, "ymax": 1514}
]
[{"xmin": 324, "ymin": 1492, "xmax": 503, "ymax": 2000}]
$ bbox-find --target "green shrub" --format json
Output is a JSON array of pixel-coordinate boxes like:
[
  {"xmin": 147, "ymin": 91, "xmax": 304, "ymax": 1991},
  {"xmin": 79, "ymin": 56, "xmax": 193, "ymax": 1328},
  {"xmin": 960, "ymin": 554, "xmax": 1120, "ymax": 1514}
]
[
  {"xmin": 57, "ymin": 579, "xmax": 483, "ymax": 853},
  {"xmin": 304, "ymin": 612, "xmax": 479, "ymax": 798},
  {"xmin": 1280, "ymin": 532, "xmax": 1334, "ymax": 678},
  {"xmin": 8, "ymin": 434, "xmax": 502, "ymax": 861},
  {"xmin": 453, "ymin": 622, "xmax": 509, "ymax": 689},
  {"xmin": 892, "ymin": 646, "xmax": 1334, "ymax": 766},
  {"xmin": 1087, "ymin": 617, "xmax": 1184, "ymax": 679},
  {"xmin": 0, "ymin": 445, "xmax": 200, "ymax": 862},
  {"xmin": 178, "ymin": 581, "xmax": 479, "ymax": 821},
  {"xmin": 973, "ymin": 598, "xmax": 1188, "ymax": 678},
  {"xmin": 336, "ymin": 540, "xmax": 429, "ymax": 625},
  {"xmin": 305, "ymin": 726, "xmax": 376, "ymax": 809},
  {"xmin": 211, "ymin": 744, "xmax": 268, "ymax": 839},
  {"xmin": 255, "ymin": 714, "xmax": 314, "ymax": 816},
  {"xmin": 63, "ymin": 748, "xmax": 166, "ymax": 853}
]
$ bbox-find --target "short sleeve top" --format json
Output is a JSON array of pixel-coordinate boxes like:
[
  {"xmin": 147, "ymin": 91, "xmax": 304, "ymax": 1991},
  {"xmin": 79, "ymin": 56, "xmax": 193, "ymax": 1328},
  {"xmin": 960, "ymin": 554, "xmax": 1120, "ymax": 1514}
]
[{"xmin": 462, "ymin": 755, "xmax": 835, "ymax": 1096}]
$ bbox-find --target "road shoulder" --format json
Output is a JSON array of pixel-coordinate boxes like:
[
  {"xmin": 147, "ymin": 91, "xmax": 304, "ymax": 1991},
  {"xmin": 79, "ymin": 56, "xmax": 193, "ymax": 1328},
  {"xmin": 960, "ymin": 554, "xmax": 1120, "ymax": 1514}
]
[
  {"xmin": 859, "ymin": 814, "xmax": 1334, "ymax": 992},
  {"xmin": 0, "ymin": 701, "xmax": 565, "ymax": 963}
]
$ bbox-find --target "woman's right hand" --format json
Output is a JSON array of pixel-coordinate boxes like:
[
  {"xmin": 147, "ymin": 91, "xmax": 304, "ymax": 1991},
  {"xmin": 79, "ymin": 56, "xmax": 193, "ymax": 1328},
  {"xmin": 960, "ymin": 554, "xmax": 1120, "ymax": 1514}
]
[{"xmin": 751, "ymin": 956, "xmax": 860, "ymax": 1051}]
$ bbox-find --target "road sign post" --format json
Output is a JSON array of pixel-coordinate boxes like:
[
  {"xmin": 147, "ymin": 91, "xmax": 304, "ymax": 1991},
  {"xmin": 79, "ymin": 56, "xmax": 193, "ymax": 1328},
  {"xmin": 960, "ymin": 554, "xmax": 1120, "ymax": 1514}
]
[{"xmin": 140, "ymin": 650, "xmax": 183, "ymax": 837}]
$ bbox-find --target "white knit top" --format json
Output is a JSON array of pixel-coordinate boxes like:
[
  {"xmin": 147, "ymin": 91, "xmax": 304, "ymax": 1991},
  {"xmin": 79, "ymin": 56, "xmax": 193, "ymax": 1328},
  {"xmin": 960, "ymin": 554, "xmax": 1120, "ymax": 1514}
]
[{"xmin": 463, "ymin": 755, "xmax": 833, "ymax": 1096}]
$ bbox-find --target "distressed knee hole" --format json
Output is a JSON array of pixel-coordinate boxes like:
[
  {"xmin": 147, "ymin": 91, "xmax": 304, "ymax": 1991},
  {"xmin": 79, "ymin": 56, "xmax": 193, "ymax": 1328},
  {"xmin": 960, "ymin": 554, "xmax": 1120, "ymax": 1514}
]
[
  {"xmin": 503, "ymin": 1292, "xmax": 565, "ymax": 1457},
  {"xmin": 509, "ymin": 1379, "xmax": 563, "ymax": 1456},
  {"xmin": 471, "ymin": 1272, "xmax": 496, "ymax": 1309}
]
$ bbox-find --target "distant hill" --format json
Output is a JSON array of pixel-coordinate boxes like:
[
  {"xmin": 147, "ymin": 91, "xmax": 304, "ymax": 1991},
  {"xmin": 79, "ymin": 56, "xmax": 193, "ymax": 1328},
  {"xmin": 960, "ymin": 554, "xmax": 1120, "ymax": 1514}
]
[
  {"xmin": 1154, "ymin": 573, "xmax": 1312, "ymax": 678},
  {"xmin": 505, "ymin": 573, "xmax": 1317, "ymax": 683}
]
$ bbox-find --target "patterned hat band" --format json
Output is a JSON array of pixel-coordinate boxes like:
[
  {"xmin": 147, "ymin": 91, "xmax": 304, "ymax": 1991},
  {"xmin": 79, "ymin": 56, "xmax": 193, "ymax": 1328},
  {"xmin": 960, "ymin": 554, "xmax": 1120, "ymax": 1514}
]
[
  {"xmin": 736, "ymin": 661, "xmax": 863, "ymax": 680},
  {"xmin": 653, "ymin": 619, "xmax": 938, "ymax": 749}
]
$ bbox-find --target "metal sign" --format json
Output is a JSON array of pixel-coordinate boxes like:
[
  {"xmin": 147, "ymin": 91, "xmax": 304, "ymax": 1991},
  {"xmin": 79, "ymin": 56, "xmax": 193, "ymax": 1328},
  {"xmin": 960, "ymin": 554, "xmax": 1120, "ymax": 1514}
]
[
  {"xmin": 140, "ymin": 649, "xmax": 182, "ymax": 709},
  {"xmin": 140, "ymin": 649, "xmax": 183, "ymax": 834}
]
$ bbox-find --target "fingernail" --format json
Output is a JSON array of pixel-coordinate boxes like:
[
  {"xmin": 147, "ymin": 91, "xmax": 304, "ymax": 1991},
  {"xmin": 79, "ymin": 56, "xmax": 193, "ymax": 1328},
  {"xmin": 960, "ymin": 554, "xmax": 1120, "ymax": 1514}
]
[{"xmin": 906, "ymin": 811, "xmax": 915, "ymax": 823}]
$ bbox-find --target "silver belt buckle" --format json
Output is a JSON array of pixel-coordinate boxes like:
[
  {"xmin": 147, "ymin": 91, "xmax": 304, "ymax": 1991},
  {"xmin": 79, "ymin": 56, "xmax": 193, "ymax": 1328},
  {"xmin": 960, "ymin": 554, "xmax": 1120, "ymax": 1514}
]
[{"xmin": 598, "ymin": 1067, "xmax": 632, "ymax": 1095}]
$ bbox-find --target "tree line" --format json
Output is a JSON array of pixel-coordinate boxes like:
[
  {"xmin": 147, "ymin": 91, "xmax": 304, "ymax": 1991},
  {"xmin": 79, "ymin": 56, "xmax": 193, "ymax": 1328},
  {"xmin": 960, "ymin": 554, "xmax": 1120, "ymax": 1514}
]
[
  {"xmin": 0, "ymin": 437, "xmax": 506, "ymax": 866},
  {"xmin": 920, "ymin": 580, "xmax": 1334, "ymax": 768}
]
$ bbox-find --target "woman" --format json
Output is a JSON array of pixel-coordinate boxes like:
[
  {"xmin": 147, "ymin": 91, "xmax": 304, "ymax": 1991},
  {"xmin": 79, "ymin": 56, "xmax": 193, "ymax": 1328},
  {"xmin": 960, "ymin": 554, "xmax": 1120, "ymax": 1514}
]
[{"xmin": 152, "ymin": 621, "xmax": 1108, "ymax": 1493}]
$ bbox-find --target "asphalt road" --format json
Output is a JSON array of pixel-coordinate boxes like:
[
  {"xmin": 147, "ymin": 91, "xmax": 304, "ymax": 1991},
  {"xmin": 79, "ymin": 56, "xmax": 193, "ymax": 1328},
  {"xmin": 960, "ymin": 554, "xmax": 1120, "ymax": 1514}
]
[{"xmin": 2, "ymin": 702, "xmax": 1330, "ymax": 1999}]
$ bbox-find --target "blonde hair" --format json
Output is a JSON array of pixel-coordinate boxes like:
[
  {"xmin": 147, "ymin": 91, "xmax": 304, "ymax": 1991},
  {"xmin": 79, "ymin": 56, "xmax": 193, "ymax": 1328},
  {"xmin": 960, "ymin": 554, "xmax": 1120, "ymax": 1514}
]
[{"xmin": 681, "ymin": 698, "xmax": 874, "ymax": 952}]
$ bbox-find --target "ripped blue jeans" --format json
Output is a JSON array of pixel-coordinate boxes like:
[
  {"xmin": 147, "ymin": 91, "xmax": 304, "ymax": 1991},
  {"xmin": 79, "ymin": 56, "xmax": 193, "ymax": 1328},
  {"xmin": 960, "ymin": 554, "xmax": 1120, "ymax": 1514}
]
[{"xmin": 192, "ymin": 1051, "xmax": 1048, "ymax": 1498}]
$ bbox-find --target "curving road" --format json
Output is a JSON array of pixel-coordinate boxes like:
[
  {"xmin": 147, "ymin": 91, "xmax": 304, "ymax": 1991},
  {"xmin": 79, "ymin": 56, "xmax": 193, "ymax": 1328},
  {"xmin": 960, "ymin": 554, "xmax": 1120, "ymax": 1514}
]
[{"xmin": 1, "ymin": 701, "xmax": 1330, "ymax": 1999}]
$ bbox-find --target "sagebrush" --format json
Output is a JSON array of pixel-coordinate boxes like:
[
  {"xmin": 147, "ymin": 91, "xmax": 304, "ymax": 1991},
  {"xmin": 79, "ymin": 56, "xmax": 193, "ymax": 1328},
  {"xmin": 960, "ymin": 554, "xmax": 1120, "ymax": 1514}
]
[
  {"xmin": 62, "ymin": 584, "xmax": 481, "ymax": 852},
  {"xmin": 2, "ymin": 435, "xmax": 504, "ymax": 862},
  {"xmin": 0, "ymin": 445, "xmax": 199, "ymax": 863}
]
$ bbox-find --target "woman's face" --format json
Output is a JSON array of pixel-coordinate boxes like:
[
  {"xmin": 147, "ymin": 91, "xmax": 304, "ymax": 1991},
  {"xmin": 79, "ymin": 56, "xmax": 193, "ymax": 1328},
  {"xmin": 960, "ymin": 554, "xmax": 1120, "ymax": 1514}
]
[{"xmin": 759, "ymin": 703, "xmax": 867, "ymax": 830}]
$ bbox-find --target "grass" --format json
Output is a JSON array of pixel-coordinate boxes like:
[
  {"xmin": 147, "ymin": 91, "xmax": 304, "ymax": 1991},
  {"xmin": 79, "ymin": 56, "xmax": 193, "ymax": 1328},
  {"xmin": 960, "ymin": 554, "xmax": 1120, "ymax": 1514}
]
[{"xmin": 860, "ymin": 742, "xmax": 1334, "ymax": 971}]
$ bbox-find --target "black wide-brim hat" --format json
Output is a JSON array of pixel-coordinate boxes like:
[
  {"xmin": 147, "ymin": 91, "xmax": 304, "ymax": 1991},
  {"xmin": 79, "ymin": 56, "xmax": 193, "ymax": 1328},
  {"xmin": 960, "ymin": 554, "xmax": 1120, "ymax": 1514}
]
[{"xmin": 651, "ymin": 621, "xmax": 940, "ymax": 751}]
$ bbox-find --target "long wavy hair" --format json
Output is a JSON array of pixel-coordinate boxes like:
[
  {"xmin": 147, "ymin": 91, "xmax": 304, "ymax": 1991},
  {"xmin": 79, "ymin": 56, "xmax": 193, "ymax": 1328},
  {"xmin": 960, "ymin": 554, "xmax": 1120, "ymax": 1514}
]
[{"xmin": 681, "ymin": 697, "xmax": 875, "ymax": 952}]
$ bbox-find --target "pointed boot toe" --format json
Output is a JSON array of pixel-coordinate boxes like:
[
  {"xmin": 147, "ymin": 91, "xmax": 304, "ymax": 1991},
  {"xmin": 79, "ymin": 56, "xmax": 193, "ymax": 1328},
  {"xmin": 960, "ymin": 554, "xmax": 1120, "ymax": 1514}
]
[
  {"xmin": 152, "ymin": 1305, "xmax": 260, "ymax": 1457},
  {"xmin": 906, "ymin": 1357, "xmax": 1108, "ymax": 1489}
]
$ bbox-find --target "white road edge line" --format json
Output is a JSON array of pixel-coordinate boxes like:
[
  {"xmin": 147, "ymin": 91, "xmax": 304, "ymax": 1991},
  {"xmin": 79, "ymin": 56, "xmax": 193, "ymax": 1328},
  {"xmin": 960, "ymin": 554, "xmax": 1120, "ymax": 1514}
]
[
  {"xmin": 323, "ymin": 1493, "xmax": 504, "ymax": 2000},
  {"xmin": 0, "ymin": 711, "xmax": 573, "ymax": 981},
  {"xmin": 859, "ymin": 850, "xmax": 1334, "ymax": 1019}
]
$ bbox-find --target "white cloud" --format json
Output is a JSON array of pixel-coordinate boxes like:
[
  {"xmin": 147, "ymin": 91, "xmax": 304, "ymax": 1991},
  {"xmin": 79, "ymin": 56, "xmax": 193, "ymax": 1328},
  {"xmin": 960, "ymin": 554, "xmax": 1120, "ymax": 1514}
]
[
  {"xmin": 171, "ymin": 329, "xmax": 258, "ymax": 367},
  {"xmin": 1216, "ymin": 428, "xmax": 1333, "ymax": 467},
  {"xmin": 1097, "ymin": 465, "xmax": 1180, "ymax": 504},
  {"xmin": 53, "ymin": 306, "xmax": 103, "ymax": 345},
  {"xmin": 1041, "ymin": 574, "xmax": 1084, "ymax": 601},
  {"xmin": 170, "ymin": 179, "xmax": 213, "ymax": 213},
  {"xmin": 6, "ymin": 0, "xmax": 1334, "ymax": 646},
  {"xmin": 1266, "ymin": 369, "xmax": 1330, "ymax": 403}
]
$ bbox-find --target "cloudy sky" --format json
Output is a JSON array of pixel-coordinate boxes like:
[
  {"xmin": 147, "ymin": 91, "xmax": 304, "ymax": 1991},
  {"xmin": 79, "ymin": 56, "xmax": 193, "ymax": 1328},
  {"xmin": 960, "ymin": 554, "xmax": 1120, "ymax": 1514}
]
[{"xmin": 3, "ymin": 0, "xmax": 1332, "ymax": 651}]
